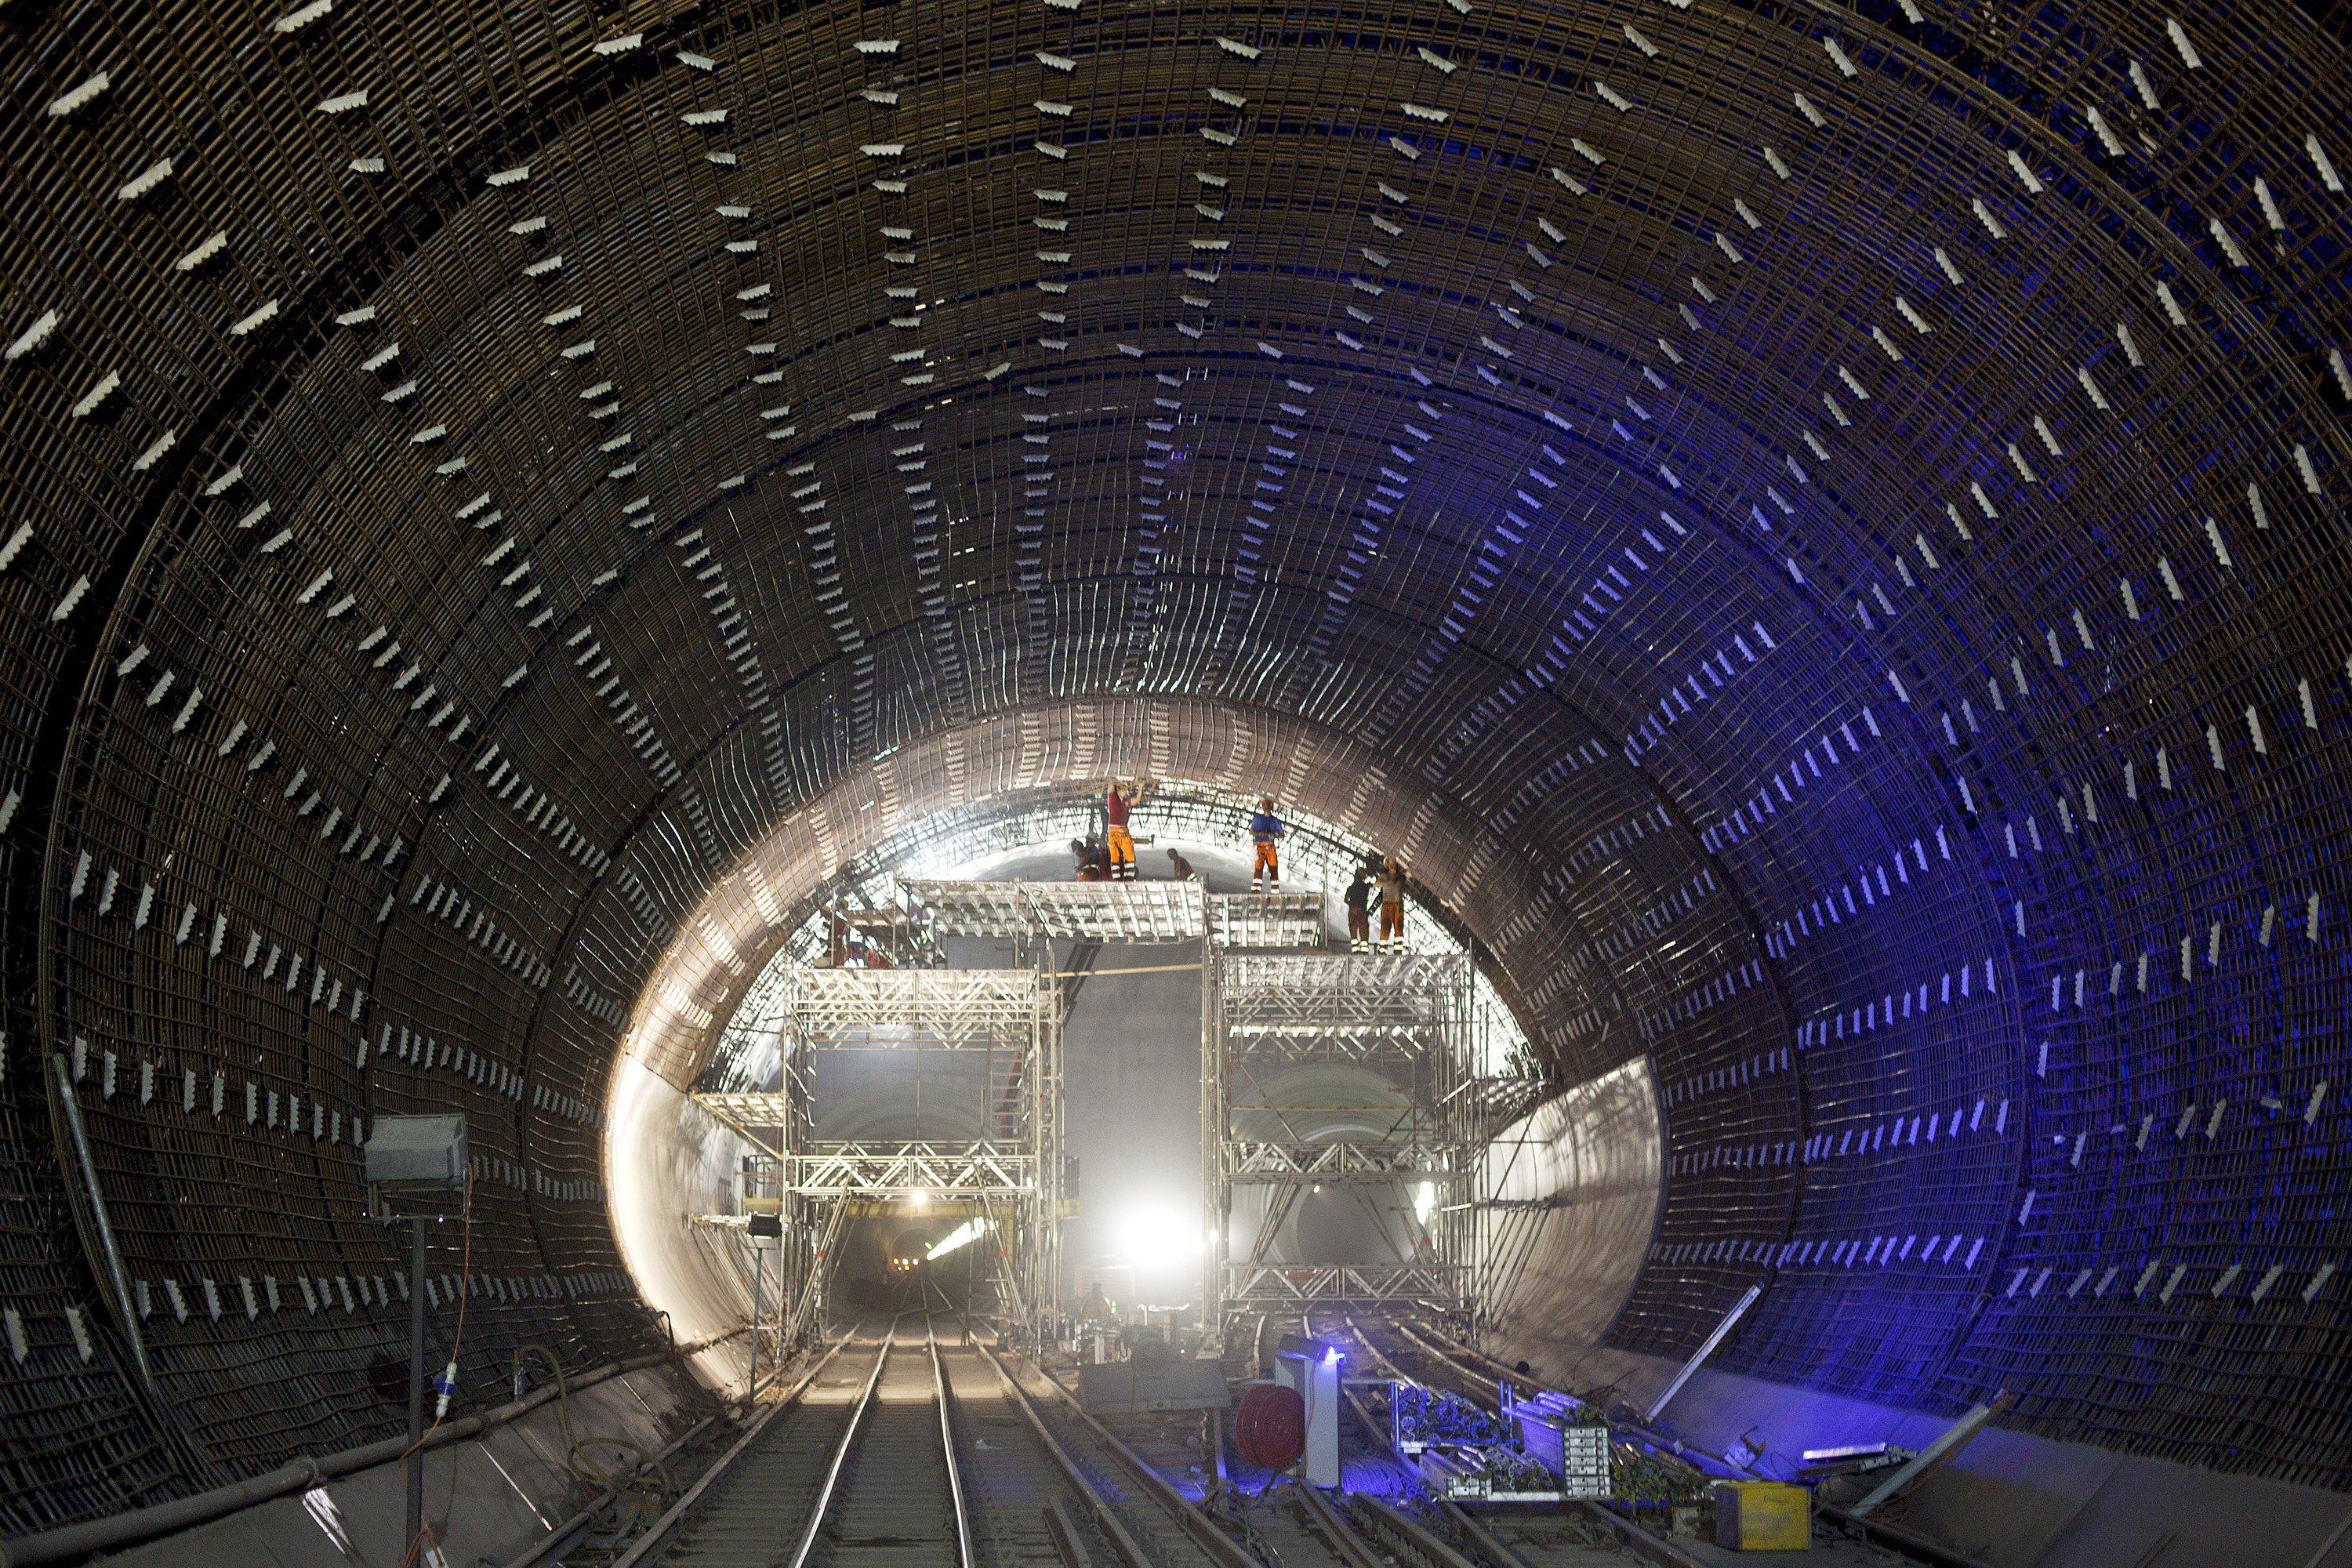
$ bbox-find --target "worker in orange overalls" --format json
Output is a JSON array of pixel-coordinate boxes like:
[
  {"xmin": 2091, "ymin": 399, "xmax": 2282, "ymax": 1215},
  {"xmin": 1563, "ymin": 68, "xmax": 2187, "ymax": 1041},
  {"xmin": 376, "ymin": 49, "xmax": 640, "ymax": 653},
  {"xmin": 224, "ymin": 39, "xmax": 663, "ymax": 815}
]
[
  {"xmin": 1247, "ymin": 798, "xmax": 1284, "ymax": 892},
  {"xmin": 1104, "ymin": 780, "xmax": 1139, "ymax": 882},
  {"xmin": 1376, "ymin": 857, "xmax": 1408, "ymax": 951}
]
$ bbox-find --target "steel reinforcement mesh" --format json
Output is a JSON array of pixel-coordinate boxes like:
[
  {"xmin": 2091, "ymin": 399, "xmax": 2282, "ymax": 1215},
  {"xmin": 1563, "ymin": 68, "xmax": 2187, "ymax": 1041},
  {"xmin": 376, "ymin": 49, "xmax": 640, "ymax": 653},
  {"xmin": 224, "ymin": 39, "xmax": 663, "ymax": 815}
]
[{"xmin": 0, "ymin": 0, "xmax": 2347, "ymax": 1525}]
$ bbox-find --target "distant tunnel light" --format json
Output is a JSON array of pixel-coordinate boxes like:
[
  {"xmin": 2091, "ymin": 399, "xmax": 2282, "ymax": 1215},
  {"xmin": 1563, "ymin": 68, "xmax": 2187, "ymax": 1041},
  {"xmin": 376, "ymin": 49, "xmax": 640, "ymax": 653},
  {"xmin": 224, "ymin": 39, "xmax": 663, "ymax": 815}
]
[{"xmin": 927, "ymin": 1218, "xmax": 990, "ymax": 1261}]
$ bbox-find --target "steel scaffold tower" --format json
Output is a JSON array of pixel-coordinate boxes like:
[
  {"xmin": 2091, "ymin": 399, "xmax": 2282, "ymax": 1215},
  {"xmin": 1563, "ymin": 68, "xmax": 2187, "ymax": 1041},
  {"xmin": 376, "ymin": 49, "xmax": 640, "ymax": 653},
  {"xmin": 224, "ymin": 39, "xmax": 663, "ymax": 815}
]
[
  {"xmin": 1203, "ymin": 951, "xmax": 1496, "ymax": 1334},
  {"xmin": 695, "ymin": 965, "xmax": 1063, "ymax": 1348},
  {"xmin": 905, "ymin": 878, "xmax": 1329, "ymax": 1332}
]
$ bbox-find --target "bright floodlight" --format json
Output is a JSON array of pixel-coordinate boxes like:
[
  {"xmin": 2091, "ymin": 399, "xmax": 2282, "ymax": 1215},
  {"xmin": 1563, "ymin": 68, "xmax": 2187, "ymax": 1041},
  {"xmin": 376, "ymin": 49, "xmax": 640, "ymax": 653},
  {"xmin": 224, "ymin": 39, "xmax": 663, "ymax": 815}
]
[{"xmin": 1118, "ymin": 1205, "xmax": 1203, "ymax": 1263}]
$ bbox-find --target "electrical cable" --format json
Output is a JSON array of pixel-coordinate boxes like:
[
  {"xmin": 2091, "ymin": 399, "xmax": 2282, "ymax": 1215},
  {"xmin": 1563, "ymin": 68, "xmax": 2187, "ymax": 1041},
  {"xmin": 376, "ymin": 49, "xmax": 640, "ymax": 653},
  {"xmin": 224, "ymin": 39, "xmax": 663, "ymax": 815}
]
[{"xmin": 399, "ymin": 1171, "xmax": 474, "ymax": 1568}]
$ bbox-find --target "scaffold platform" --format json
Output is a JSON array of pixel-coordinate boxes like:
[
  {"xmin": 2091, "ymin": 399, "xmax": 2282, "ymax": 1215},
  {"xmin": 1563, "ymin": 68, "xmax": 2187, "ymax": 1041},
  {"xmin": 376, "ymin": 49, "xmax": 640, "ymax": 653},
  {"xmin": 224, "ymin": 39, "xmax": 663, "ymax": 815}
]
[
  {"xmin": 902, "ymin": 878, "xmax": 1206, "ymax": 941},
  {"xmin": 899, "ymin": 878, "xmax": 1327, "ymax": 948}
]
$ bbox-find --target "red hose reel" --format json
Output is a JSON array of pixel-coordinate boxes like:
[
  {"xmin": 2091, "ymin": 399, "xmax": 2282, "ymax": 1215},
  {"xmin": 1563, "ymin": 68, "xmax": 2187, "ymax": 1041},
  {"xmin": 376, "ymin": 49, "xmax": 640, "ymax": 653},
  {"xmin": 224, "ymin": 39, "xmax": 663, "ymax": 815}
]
[{"xmin": 1233, "ymin": 1382, "xmax": 1307, "ymax": 1471}]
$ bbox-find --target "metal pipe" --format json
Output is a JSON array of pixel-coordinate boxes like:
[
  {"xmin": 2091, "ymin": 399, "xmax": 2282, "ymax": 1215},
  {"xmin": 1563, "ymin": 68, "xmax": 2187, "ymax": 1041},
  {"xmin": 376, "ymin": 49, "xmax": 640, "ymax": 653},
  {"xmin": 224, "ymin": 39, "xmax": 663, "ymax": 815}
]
[
  {"xmin": 1642, "ymin": 1282, "xmax": 1761, "ymax": 1422},
  {"xmin": 50, "ymin": 1054, "xmax": 153, "ymax": 1392},
  {"xmin": 1849, "ymin": 1396, "xmax": 2008, "ymax": 1517},
  {"xmin": 405, "ymin": 1214, "xmax": 427, "ymax": 1563}
]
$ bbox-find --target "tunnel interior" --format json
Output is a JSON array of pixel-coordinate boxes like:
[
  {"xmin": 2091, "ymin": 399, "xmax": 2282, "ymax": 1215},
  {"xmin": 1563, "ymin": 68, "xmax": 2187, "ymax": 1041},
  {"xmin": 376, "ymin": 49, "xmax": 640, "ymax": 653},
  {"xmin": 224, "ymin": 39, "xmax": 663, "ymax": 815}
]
[{"xmin": 0, "ymin": 0, "xmax": 2348, "ymax": 1553}]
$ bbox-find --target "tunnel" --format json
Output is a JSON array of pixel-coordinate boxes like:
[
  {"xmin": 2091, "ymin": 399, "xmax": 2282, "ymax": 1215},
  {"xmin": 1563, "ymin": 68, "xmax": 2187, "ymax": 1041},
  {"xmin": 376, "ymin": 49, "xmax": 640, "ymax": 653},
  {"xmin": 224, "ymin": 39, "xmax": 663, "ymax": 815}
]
[{"xmin": 0, "ymin": 0, "xmax": 2347, "ymax": 1562}]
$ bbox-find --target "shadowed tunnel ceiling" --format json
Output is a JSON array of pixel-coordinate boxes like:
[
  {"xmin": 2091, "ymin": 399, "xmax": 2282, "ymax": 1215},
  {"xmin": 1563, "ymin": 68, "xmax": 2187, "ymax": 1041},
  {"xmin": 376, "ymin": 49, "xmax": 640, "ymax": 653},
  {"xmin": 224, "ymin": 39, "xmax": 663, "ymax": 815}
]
[{"xmin": 2, "ymin": 0, "xmax": 2349, "ymax": 1533}]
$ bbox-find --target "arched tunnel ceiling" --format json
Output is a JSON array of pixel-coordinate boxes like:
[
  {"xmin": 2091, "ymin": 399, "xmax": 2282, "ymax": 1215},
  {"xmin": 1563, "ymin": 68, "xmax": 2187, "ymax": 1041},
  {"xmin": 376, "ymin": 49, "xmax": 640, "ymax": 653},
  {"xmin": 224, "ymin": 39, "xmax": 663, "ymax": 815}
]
[{"xmin": 1, "ymin": 0, "xmax": 2349, "ymax": 1530}]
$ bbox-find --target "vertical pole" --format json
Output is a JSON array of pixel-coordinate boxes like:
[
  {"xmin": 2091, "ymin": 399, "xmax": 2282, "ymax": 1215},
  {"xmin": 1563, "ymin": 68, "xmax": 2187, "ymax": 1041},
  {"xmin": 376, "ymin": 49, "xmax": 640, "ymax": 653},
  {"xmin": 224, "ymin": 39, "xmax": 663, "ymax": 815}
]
[
  {"xmin": 748, "ymin": 1245, "xmax": 764, "ymax": 1408},
  {"xmin": 1200, "ymin": 925, "xmax": 1221, "ymax": 1339},
  {"xmin": 406, "ymin": 1214, "xmax": 427, "ymax": 1559}
]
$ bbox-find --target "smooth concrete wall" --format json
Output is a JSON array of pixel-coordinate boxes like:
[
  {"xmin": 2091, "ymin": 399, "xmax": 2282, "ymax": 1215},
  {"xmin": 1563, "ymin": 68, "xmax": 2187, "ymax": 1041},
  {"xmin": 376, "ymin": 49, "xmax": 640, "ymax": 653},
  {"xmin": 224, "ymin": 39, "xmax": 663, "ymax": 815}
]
[
  {"xmin": 1479, "ymin": 1058, "xmax": 1663, "ymax": 1352},
  {"xmin": 605, "ymin": 1058, "xmax": 766, "ymax": 1392}
]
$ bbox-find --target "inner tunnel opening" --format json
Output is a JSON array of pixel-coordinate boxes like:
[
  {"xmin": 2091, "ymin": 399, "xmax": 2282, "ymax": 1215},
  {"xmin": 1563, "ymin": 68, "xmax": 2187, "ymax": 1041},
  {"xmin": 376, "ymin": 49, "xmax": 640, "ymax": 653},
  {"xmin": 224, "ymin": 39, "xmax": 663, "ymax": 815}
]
[{"xmin": 602, "ymin": 765, "xmax": 1655, "ymax": 1396}]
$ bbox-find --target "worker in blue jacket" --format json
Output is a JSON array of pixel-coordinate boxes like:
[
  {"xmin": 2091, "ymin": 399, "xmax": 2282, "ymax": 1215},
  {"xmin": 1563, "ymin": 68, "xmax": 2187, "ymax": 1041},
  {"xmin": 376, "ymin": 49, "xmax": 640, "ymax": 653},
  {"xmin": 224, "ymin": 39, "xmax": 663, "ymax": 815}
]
[{"xmin": 1247, "ymin": 797, "xmax": 1284, "ymax": 892}]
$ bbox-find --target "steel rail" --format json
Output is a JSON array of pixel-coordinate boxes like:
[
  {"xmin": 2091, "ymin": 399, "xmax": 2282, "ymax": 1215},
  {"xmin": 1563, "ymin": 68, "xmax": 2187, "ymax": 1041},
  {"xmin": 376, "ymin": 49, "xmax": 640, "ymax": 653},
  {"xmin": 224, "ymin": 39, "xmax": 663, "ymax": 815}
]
[
  {"xmin": 967, "ymin": 1338, "xmax": 1173, "ymax": 1568},
  {"xmin": 971, "ymin": 1334, "xmax": 1249, "ymax": 1568},
  {"xmin": 1432, "ymin": 1501, "xmax": 1538, "ymax": 1568},
  {"xmin": 510, "ymin": 1336, "xmax": 846, "ymax": 1568},
  {"xmin": 930, "ymin": 1323, "xmax": 979, "ymax": 1568},
  {"xmin": 783, "ymin": 1329, "xmax": 897, "ymax": 1568},
  {"xmin": 1288, "ymin": 1479, "xmax": 1388, "ymax": 1568},
  {"xmin": 607, "ymin": 1324, "xmax": 895, "ymax": 1568},
  {"xmin": 1349, "ymin": 1494, "xmax": 1484, "ymax": 1568},
  {"xmin": 607, "ymin": 1326, "xmax": 889, "ymax": 1568}
]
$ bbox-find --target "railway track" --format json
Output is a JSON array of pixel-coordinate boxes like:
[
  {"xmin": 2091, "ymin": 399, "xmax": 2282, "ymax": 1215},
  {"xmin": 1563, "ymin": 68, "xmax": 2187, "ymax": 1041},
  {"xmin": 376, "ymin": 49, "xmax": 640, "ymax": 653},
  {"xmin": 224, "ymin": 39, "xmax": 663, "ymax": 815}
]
[
  {"xmin": 559, "ymin": 1301, "xmax": 1965, "ymax": 1568},
  {"xmin": 586, "ymin": 1310, "xmax": 1263, "ymax": 1568}
]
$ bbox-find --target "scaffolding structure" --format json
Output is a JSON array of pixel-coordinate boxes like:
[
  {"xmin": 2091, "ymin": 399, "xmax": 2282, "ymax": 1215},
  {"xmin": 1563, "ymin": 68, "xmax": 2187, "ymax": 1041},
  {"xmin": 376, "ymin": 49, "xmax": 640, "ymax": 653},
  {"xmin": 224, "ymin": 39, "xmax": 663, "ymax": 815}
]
[
  {"xmin": 1203, "ymin": 952, "xmax": 1490, "ymax": 1331},
  {"xmin": 702, "ymin": 882, "xmax": 1523, "ymax": 1349},
  {"xmin": 903, "ymin": 877, "xmax": 1325, "ymax": 949},
  {"xmin": 695, "ymin": 965, "xmax": 1062, "ymax": 1348}
]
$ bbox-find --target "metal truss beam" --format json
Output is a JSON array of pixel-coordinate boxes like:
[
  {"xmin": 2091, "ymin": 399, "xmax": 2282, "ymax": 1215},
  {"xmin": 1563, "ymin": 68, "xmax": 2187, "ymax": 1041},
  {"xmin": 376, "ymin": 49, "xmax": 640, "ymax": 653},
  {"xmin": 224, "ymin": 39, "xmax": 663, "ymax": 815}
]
[
  {"xmin": 901, "ymin": 879, "xmax": 1327, "ymax": 949},
  {"xmin": 1219, "ymin": 952, "xmax": 1469, "ymax": 1023},
  {"xmin": 731, "ymin": 953, "xmax": 1065, "ymax": 1353},
  {"xmin": 783, "ymin": 967, "xmax": 1044, "ymax": 1045},
  {"xmin": 1207, "ymin": 892, "xmax": 1327, "ymax": 949},
  {"xmin": 1225, "ymin": 1138, "xmax": 1464, "ymax": 1185},
  {"xmin": 1220, "ymin": 1261, "xmax": 1465, "ymax": 1308},
  {"xmin": 785, "ymin": 1141, "xmax": 1038, "ymax": 1197}
]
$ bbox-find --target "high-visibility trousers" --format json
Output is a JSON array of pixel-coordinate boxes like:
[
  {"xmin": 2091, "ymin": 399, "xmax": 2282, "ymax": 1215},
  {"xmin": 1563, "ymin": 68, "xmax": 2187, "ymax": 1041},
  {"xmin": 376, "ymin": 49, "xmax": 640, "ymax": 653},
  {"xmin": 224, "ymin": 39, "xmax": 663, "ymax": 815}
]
[
  {"xmin": 1380, "ymin": 898, "xmax": 1404, "ymax": 940},
  {"xmin": 1253, "ymin": 841, "xmax": 1279, "ymax": 881},
  {"xmin": 1107, "ymin": 825, "xmax": 1135, "ymax": 870}
]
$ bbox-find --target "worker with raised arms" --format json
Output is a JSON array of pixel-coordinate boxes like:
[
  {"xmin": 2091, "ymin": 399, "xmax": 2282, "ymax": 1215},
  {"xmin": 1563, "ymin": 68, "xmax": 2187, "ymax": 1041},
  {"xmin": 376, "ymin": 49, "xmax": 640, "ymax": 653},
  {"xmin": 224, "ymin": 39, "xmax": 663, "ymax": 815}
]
[
  {"xmin": 1247, "ymin": 797, "xmax": 1285, "ymax": 893},
  {"xmin": 1376, "ymin": 856, "xmax": 1409, "ymax": 952},
  {"xmin": 1104, "ymin": 779, "xmax": 1142, "ymax": 881}
]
